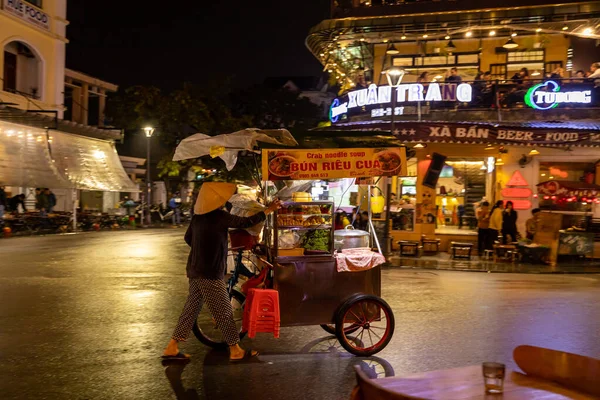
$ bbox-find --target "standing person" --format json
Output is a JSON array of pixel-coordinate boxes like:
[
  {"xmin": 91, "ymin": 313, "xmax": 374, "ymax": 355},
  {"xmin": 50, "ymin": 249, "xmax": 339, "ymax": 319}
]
[
  {"xmin": 35, "ymin": 188, "xmax": 49, "ymax": 216},
  {"xmin": 476, "ymin": 201, "xmax": 490, "ymax": 255},
  {"xmin": 163, "ymin": 182, "xmax": 281, "ymax": 361},
  {"xmin": 169, "ymin": 192, "xmax": 182, "ymax": 226},
  {"xmin": 526, "ymin": 208, "xmax": 541, "ymax": 241},
  {"xmin": 488, "ymin": 200, "xmax": 504, "ymax": 249},
  {"xmin": 0, "ymin": 185, "xmax": 6, "ymax": 218},
  {"xmin": 502, "ymin": 200, "xmax": 518, "ymax": 244},
  {"xmin": 8, "ymin": 194, "xmax": 27, "ymax": 213},
  {"xmin": 45, "ymin": 189, "xmax": 57, "ymax": 213}
]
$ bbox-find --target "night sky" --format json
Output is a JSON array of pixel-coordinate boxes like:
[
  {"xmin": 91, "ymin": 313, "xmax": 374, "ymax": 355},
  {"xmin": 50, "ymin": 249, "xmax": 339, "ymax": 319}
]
[{"xmin": 66, "ymin": 0, "xmax": 329, "ymax": 90}]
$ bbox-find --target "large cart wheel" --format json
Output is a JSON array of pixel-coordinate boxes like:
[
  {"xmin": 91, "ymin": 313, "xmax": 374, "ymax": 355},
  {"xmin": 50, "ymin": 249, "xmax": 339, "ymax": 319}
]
[
  {"xmin": 335, "ymin": 294, "xmax": 394, "ymax": 356},
  {"xmin": 192, "ymin": 289, "xmax": 246, "ymax": 350}
]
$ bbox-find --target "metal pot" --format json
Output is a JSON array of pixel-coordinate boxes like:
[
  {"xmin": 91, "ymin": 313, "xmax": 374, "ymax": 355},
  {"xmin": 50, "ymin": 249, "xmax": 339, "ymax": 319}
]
[{"xmin": 334, "ymin": 225, "xmax": 370, "ymax": 251}]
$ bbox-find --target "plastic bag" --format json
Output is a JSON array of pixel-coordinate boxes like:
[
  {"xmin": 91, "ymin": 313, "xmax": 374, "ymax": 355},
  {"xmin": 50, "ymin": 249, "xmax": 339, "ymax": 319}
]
[
  {"xmin": 278, "ymin": 231, "xmax": 300, "ymax": 249},
  {"xmin": 229, "ymin": 194, "xmax": 266, "ymax": 236}
]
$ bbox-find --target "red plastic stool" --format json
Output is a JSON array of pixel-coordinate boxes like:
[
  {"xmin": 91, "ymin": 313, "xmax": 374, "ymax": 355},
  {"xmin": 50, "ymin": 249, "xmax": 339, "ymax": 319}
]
[{"xmin": 243, "ymin": 288, "xmax": 280, "ymax": 338}]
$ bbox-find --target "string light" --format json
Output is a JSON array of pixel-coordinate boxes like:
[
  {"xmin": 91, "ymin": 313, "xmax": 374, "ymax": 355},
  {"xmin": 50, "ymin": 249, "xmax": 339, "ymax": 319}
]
[
  {"xmin": 582, "ymin": 27, "xmax": 594, "ymax": 36},
  {"xmin": 465, "ymin": 31, "xmax": 472, "ymax": 37},
  {"xmin": 489, "ymin": 30, "xmax": 496, "ymax": 36}
]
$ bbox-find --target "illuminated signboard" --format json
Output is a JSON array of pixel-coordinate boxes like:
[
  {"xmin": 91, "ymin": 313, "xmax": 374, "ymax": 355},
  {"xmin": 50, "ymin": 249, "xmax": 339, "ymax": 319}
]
[
  {"xmin": 329, "ymin": 83, "xmax": 473, "ymax": 122},
  {"xmin": 525, "ymin": 80, "xmax": 591, "ymax": 110}
]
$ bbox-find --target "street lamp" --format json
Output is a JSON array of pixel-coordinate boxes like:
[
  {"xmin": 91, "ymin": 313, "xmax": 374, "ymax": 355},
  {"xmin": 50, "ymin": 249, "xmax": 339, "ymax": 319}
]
[
  {"xmin": 381, "ymin": 66, "xmax": 405, "ymax": 255},
  {"xmin": 143, "ymin": 126, "xmax": 155, "ymax": 226}
]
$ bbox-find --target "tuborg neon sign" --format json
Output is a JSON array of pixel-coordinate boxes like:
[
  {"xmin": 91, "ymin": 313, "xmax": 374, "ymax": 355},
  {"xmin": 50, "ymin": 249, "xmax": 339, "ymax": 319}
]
[
  {"xmin": 329, "ymin": 83, "xmax": 473, "ymax": 122},
  {"xmin": 525, "ymin": 80, "xmax": 592, "ymax": 110}
]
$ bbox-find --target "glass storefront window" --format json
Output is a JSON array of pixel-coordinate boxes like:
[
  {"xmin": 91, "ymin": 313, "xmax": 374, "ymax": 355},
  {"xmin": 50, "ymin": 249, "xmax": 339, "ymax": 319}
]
[
  {"xmin": 435, "ymin": 159, "xmax": 489, "ymax": 234},
  {"xmin": 538, "ymin": 162, "xmax": 596, "ymax": 216}
]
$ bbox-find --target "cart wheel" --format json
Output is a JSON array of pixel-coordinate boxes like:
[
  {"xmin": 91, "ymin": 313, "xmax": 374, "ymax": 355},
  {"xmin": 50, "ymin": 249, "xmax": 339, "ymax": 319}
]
[
  {"xmin": 320, "ymin": 323, "xmax": 360, "ymax": 335},
  {"xmin": 192, "ymin": 289, "xmax": 246, "ymax": 350},
  {"xmin": 335, "ymin": 294, "xmax": 394, "ymax": 356}
]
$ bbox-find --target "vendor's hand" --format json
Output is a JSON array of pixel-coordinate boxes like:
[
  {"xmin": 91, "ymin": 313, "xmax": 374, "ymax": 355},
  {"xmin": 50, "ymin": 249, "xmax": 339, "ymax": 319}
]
[{"xmin": 265, "ymin": 199, "xmax": 282, "ymax": 215}]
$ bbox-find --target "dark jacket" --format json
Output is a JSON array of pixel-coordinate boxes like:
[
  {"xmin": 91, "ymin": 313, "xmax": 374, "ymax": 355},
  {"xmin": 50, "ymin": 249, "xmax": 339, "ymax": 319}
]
[
  {"xmin": 184, "ymin": 209, "xmax": 266, "ymax": 279},
  {"xmin": 0, "ymin": 188, "xmax": 6, "ymax": 207},
  {"xmin": 48, "ymin": 193, "xmax": 57, "ymax": 208},
  {"xmin": 502, "ymin": 209, "xmax": 518, "ymax": 232},
  {"xmin": 36, "ymin": 193, "xmax": 49, "ymax": 210},
  {"xmin": 9, "ymin": 196, "xmax": 27, "ymax": 212}
]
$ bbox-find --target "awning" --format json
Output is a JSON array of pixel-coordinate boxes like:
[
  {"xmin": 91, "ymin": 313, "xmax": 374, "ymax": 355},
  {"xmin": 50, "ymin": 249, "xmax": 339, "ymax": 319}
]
[
  {"xmin": 0, "ymin": 120, "xmax": 137, "ymax": 192},
  {"xmin": 537, "ymin": 180, "xmax": 600, "ymax": 198},
  {"xmin": 49, "ymin": 131, "xmax": 138, "ymax": 192},
  {"xmin": 0, "ymin": 121, "xmax": 69, "ymax": 188}
]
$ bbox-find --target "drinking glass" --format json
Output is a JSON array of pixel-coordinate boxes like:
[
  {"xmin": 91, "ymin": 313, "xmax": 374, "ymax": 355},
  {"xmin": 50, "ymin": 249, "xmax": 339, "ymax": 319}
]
[{"xmin": 482, "ymin": 362, "xmax": 505, "ymax": 394}]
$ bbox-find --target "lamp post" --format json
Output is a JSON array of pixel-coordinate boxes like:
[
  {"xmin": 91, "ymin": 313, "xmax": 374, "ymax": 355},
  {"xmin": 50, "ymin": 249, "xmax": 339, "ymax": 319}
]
[
  {"xmin": 381, "ymin": 67, "xmax": 405, "ymax": 255},
  {"xmin": 143, "ymin": 126, "xmax": 155, "ymax": 226}
]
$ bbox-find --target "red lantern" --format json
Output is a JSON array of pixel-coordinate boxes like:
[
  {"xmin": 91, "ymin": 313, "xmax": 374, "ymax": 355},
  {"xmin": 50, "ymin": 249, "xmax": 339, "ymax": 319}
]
[
  {"xmin": 551, "ymin": 196, "xmax": 556, "ymax": 200},
  {"xmin": 533, "ymin": 194, "xmax": 538, "ymax": 198},
  {"xmin": 544, "ymin": 196, "xmax": 550, "ymax": 200}
]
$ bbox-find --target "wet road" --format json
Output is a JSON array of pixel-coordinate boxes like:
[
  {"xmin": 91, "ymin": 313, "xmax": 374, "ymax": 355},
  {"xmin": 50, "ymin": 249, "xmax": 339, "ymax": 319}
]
[{"xmin": 1, "ymin": 230, "xmax": 600, "ymax": 399}]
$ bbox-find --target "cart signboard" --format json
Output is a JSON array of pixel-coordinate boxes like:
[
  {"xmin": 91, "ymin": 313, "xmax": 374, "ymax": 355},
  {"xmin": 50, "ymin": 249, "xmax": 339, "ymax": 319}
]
[{"xmin": 262, "ymin": 148, "xmax": 407, "ymax": 181}]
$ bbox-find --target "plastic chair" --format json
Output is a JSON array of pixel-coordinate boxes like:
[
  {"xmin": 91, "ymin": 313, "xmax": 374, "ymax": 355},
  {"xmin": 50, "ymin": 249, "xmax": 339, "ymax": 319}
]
[
  {"xmin": 351, "ymin": 366, "xmax": 425, "ymax": 400},
  {"xmin": 243, "ymin": 288, "xmax": 280, "ymax": 338},
  {"xmin": 513, "ymin": 345, "xmax": 600, "ymax": 397}
]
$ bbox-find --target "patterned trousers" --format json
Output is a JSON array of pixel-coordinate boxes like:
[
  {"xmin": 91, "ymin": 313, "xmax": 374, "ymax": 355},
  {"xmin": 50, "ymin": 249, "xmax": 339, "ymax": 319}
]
[{"xmin": 171, "ymin": 278, "xmax": 240, "ymax": 346}]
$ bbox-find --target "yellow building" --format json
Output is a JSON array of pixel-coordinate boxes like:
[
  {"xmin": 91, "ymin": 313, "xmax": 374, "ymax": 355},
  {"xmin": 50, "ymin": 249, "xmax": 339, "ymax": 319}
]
[
  {"xmin": 1, "ymin": 0, "xmax": 136, "ymax": 220},
  {"xmin": 307, "ymin": 0, "xmax": 600, "ymax": 255}
]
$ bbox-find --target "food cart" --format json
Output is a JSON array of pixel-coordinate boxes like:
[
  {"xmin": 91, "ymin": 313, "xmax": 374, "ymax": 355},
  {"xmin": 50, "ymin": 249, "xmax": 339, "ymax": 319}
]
[
  {"xmin": 260, "ymin": 147, "xmax": 406, "ymax": 355},
  {"xmin": 172, "ymin": 130, "xmax": 405, "ymax": 356}
]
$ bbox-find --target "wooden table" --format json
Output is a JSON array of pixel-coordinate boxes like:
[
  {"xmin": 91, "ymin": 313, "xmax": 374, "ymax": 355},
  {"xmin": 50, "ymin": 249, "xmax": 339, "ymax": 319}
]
[{"xmin": 374, "ymin": 365, "xmax": 594, "ymax": 399}]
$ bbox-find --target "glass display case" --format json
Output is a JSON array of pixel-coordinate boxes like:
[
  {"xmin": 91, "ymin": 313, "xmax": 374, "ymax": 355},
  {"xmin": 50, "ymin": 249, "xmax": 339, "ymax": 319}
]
[{"xmin": 273, "ymin": 201, "xmax": 335, "ymax": 257}]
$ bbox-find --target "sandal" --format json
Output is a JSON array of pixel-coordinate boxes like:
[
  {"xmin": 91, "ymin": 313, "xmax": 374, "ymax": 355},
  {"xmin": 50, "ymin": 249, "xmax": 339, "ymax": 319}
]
[
  {"xmin": 230, "ymin": 350, "xmax": 259, "ymax": 362},
  {"xmin": 161, "ymin": 352, "xmax": 191, "ymax": 361}
]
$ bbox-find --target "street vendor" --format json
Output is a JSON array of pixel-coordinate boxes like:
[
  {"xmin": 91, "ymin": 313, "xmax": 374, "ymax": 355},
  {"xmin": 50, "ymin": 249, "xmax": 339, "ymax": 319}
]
[{"xmin": 163, "ymin": 182, "xmax": 280, "ymax": 362}]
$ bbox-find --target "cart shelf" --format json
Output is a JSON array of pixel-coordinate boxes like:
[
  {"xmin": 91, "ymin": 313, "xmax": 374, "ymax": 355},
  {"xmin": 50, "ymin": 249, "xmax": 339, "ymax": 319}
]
[{"xmin": 278, "ymin": 225, "xmax": 332, "ymax": 230}]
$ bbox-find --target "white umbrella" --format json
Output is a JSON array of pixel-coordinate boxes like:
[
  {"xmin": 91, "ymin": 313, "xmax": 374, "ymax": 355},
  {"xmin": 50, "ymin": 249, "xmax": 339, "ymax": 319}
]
[{"xmin": 173, "ymin": 128, "xmax": 297, "ymax": 170}]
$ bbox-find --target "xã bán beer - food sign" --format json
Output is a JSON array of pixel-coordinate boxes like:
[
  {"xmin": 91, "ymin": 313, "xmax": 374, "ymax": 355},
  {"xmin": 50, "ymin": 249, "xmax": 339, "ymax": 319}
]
[{"xmin": 262, "ymin": 148, "xmax": 407, "ymax": 181}]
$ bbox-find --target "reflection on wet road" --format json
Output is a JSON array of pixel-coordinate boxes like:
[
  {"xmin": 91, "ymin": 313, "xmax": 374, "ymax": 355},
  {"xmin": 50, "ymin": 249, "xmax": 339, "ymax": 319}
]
[{"xmin": 1, "ymin": 230, "xmax": 599, "ymax": 399}]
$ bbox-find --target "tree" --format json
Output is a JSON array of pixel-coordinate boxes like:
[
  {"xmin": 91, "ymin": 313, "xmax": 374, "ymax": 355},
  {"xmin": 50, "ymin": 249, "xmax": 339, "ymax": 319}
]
[{"xmin": 232, "ymin": 85, "xmax": 321, "ymax": 131}]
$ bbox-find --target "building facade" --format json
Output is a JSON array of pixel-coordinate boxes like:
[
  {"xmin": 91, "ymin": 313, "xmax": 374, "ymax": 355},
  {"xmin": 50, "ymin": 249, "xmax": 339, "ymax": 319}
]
[
  {"xmin": 1, "ymin": 0, "xmax": 136, "ymax": 216},
  {"xmin": 307, "ymin": 0, "xmax": 600, "ymax": 253}
]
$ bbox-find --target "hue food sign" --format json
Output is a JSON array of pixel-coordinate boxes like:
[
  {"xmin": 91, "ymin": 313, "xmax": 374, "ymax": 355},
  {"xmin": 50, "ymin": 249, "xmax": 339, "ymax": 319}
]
[
  {"xmin": 3, "ymin": 0, "xmax": 50, "ymax": 30},
  {"xmin": 262, "ymin": 148, "xmax": 407, "ymax": 181}
]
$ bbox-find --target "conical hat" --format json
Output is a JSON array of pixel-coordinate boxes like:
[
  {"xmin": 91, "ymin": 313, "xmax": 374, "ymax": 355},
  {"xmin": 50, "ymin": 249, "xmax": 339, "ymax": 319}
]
[{"xmin": 195, "ymin": 182, "xmax": 237, "ymax": 215}]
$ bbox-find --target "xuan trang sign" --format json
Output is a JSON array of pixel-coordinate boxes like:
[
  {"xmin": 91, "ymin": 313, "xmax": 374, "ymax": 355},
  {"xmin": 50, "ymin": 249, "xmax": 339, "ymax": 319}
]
[
  {"xmin": 525, "ymin": 81, "xmax": 592, "ymax": 110},
  {"xmin": 330, "ymin": 83, "xmax": 473, "ymax": 122},
  {"xmin": 3, "ymin": 0, "xmax": 50, "ymax": 30},
  {"xmin": 262, "ymin": 148, "xmax": 407, "ymax": 181}
]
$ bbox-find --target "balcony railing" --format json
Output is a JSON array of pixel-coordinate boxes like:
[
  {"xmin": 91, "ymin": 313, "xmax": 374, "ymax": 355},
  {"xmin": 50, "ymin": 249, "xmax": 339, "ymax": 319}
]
[
  {"xmin": 2, "ymin": 88, "xmax": 40, "ymax": 100},
  {"xmin": 331, "ymin": 0, "xmax": 589, "ymax": 18}
]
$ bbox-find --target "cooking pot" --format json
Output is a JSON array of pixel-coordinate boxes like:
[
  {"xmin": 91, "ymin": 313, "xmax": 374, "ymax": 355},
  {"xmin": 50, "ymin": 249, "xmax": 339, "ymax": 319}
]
[{"xmin": 334, "ymin": 225, "xmax": 370, "ymax": 251}]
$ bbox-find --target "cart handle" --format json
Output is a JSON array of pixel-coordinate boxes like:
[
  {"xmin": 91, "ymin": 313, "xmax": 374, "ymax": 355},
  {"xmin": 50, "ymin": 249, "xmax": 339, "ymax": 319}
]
[{"xmin": 257, "ymin": 257, "xmax": 274, "ymax": 270}]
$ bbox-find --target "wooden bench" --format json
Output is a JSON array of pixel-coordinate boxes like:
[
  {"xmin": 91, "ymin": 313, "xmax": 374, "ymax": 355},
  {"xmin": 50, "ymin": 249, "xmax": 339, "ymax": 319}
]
[
  {"xmin": 397, "ymin": 240, "xmax": 421, "ymax": 257},
  {"xmin": 421, "ymin": 235, "xmax": 440, "ymax": 255},
  {"xmin": 450, "ymin": 242, "xmax": 474, "ymax": 260}
]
